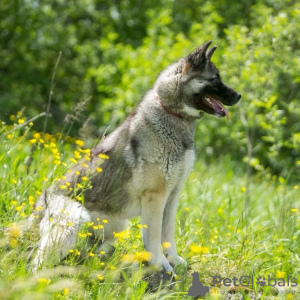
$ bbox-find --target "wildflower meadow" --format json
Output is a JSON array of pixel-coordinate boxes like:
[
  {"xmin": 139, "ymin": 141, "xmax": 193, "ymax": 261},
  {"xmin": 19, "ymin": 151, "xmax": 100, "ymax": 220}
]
[{"xmin": 1, "ymin": 0, "xmax": 300, "ymax": 299}]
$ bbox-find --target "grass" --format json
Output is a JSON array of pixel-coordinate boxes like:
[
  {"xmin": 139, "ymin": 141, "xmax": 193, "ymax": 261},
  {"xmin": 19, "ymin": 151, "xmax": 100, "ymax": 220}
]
[{"xmin": 0, "ymin": 114, "xmax": 300, "ymax": 299}]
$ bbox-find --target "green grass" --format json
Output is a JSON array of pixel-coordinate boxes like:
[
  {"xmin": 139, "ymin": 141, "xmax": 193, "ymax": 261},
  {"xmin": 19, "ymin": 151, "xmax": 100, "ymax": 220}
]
[{"xmin": 0, "ymin": 117, "xmax": 299, "ymax": 299}]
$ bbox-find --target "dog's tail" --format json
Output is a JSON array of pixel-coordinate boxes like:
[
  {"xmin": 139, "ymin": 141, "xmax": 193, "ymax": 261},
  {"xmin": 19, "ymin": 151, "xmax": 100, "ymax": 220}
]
[{"xmin": 1, "ymin": 194, "xmax": 46, "ymax": 245}]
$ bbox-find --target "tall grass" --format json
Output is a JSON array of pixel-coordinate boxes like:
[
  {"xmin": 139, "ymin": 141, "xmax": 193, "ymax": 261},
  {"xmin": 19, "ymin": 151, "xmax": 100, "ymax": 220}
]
[{"xmin": 0, "ymin": 115, "xmax": 299, "ymax": 299}]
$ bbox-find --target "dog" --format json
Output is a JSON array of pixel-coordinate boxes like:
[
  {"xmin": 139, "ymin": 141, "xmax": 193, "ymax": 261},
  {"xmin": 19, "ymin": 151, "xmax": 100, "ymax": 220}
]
[{"xmin": 29, "ymin": 41, "xmax": 241, "ymax": 273}]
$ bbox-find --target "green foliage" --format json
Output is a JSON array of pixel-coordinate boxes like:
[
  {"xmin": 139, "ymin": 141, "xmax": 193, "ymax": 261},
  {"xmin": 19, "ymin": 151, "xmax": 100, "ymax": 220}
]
[
  {"xmin": 1, "ymin": 122, "xmax": 300, "ymax": 298},
  {"xmin": 1, "ymin": 0, "xmax": 299, "ymax": 178}
]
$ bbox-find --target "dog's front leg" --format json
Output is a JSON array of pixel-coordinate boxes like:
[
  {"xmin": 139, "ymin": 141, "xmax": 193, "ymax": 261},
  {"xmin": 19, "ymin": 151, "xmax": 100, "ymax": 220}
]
[
  {"xmin": 161, "ymin": 188, "xmax": 187, "ymax": 267},
  {"xmin": 141, "ymin": 190, "xmax": 173, "ymax": 273}
]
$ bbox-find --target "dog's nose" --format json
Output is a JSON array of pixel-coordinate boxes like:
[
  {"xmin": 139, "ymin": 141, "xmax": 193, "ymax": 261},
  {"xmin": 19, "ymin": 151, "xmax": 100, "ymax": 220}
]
[{"xmin": 237, "ymin": 93, "xmax": 242, "ymax": 100}]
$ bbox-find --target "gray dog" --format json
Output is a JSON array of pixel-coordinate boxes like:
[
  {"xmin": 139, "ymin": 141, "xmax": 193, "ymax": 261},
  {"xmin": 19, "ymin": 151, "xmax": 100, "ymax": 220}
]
[{"xmin": 30, "ymin": 41, "xmax": 241, "ymax": 273}]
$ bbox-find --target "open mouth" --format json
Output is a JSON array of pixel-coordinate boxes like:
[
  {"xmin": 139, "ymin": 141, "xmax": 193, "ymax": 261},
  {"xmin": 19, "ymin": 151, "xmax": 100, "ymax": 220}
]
[{"xmin": 202, "ymin": 95, "xmax": 229, "ymax": 120}]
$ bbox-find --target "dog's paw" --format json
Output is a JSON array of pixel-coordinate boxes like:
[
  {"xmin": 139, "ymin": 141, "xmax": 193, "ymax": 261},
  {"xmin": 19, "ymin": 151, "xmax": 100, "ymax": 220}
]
[
  {"xmin": 150, "ymin": 256, "xmax": 174, "ymax": 274},
  {"xmin": 166, "ymin": 254, "xmax": 187, "ymax": 267}
]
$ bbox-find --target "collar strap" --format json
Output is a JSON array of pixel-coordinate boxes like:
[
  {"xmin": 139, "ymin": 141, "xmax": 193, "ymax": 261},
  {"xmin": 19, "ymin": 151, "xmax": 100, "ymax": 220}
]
[{"xmin": 156, "ymin": 94, "xmax": 182, "ymax": 118}]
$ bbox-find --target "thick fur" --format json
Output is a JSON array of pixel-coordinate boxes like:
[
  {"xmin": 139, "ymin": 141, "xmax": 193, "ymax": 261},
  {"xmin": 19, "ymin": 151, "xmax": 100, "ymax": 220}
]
[{"xmin": 30, "ymin": 41, "xmax": 241, "ymax": 272}]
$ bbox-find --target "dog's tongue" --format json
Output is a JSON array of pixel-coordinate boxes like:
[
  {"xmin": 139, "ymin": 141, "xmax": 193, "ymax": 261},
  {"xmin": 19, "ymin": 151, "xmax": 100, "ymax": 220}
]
[{"xmin": 207, "ymin": 96, "xmax": 229, "ymax": 121}]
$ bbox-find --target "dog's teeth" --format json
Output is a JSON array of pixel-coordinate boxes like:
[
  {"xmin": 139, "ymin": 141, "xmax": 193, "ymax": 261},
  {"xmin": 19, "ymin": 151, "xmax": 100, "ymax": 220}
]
[{"xmin": 204, "ymin": 97, "xmax": 211, "ymax": 104}]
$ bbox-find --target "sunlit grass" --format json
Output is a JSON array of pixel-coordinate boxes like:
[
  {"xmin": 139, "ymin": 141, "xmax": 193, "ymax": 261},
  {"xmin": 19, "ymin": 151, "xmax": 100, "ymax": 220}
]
[{"xmin": 0, "ymin": 115, "xmax": 299, "ymax": 299}]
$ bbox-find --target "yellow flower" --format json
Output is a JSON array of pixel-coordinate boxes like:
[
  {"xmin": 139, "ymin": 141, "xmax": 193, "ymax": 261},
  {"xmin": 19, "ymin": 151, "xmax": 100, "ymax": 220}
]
[
  {"xmin": 67, "ymin": 222, "xmax": 73, "ymax": 227},
  {"xmin": 54, "ymin": 160, "xmax": 61, "ymax": 165},
  {"xmin": 75, "ymin": 140, "xmax": 85, "ymax": 147},
  {"xmin": 10, "ymin": 115, "xmax": 15, "ymax": 121},
  {"xmin": 189, "ymin": 244, "xmax": 209, "ymax": 254},
  {"xmin": 162, "ymin": 242, "xmax": 171, "ymax": 249},
  {"xmin": 241, "ymin": 187, "xmax": 247, "ymax": 192},
  {"xmin": 100, "ymin": 251, "xmax": 105, "ymax": 255},
  {"xmin": 184, "ymin": 207, "xmax": 190, "ymax": 211},
  {"xmin": 29, "ymin": 139, "xmax": 37, "ymax": 144},
  {"xmin": 6, "ymin": 134, "xmax": 12, "ymax": 139},
  {"xmin": 96, "ymin": 167, "xmax": 103, "ymax": 173},
  {"xmin": 110, "ymin": 266, "xmax": 115, "ymax": 270},
  {"xmin": 39, "ymin": 139, "xmax": 45, "ymax": 144},
  {"xmin": 291, "ymin": 208, "xmax": 298, "ymax": 213},
  {"xmin": 97, "ymin": 274, "xmax": 105, "ymax": 280},
  {"xmin": 37, "ymin": 278, "xmax": 51, "ymax": 284},
  {"xmin": 36, "ymin": 190, "xmax": 42, "ymax": 195},
  {"xmin": 78, "ymin": 233, "xmax": 87, "ymax": 238},
  {"xmin": 293, "ymin": 186, "xmax": 298, "ymax": 190},
  {"xmin": 137, "ymin": 224, "xmax": 142, "ymax": 229},
  {"xmin": 74, "ymin": 151, "xmax": 81, "ymax": 159},
  {"xmin": 82, "ymin": 176, "xmax": 88, "ymax": 181},
  {"xmin": 135, "ymin": 251, "xmax": 152, "ymax": 262},
  {"xmin": 102, "ymin": 219, "xmax": 108, "ymax": 224},
  {"xmin": 276, "ymin": 270, "xmax": 285, "ymax": 278},
  {"xmin": 9, "ymin": 224, "xmax": 20, "ymax": 238},
  {"xmin": 63, "ymin": 288, "xmax": 69, "ymax": 295},
  {"xmin": 29, "ymin": 122, "xmax": 33, "ymax": 126},
  {"xmin": 89, "ymin": 252, "xmax": 95, "ymax": 257},
  {"xmin": 114, "ymin": 230, "xmax": 131, "ymax": 240},
  {"xmin": 15, "ymin": 206, "xmax": 23, "ymax": 211},
  {"xmin": 11, "ymin": 200, "xmax": 17, "ymax": 205},
  {"xmin": 12, "ymin": 179, "xmax": 17, "ymax": 184},
  {"xmin": 18, "ymin": 118, "xmax": 25, "ymax": 124},
  {"xmin": 100, "ymin": 262, "xmax": 105, "ymax": 266},
  {"xmin": 286, "ymin": 293, "xmax": 294, "ymax": 300},
  {"xmin": 70, "ymin": 158, "xmax": 77, "ymax": 164},
  {"xmin": 16, "ymin": 111, "xmax": 22, "ymax": 117},
  {"xmin": 75, "ymin": 171, "xmax": 80, "ymax": 175},
  {"xmin": 82, "ymin": 163, "xmax": 88, "ymax": 168},
  {"xmin": 88, "ymin": 222, "xmax": 94, "ymax": 226},
  {"xmin": 75, "ymin": 250, "xmax": 80, "ymax": 256},
  {"xmin": 69, "ymin": 249, "xmax": 74, "ymax": 253},
  {"xmin": 76, "ymin": 196, "xmax": 82, "ymax": 201},
  {"xmin": 60, "ymin": 185, "xmax": 67, "ymax": 190},
  {"xmin": 98, "ymin": 153, "xmax": 109, "ymax": 159},
  {"xmin": 33, "ymin": 132, "xmax": 41, "ymax": 139}
]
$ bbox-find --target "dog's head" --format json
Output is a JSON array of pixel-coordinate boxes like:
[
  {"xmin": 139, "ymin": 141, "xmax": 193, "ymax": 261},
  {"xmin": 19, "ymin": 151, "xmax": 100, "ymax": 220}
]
[{"xmin": 155, "ymin": 41, "xmax": 241, "ymax": 119}]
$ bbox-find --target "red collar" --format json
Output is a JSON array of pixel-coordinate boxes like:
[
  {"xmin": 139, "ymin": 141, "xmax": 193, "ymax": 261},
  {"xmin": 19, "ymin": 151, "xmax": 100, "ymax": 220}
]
[{"xmin": 156, "ymin": 94, "xmax": 182, "ymax": 118}]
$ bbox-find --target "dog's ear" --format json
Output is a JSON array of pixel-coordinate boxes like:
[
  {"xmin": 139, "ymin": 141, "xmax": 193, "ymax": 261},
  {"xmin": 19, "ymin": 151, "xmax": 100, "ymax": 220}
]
[
  {"xmin": 206, "ymin": 45, "xmax": 217, "ymax": 60},
  {"xmin": 183, "ymin": 41, "xmax": 212, "ymax": 74}
]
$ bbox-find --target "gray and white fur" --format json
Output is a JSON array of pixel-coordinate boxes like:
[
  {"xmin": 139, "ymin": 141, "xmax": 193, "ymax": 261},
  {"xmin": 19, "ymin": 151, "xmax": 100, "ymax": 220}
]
[{"xmin": 30, "ymin": 41, "xmax": 241, "ymax": 273}]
